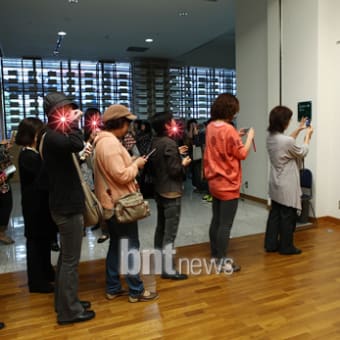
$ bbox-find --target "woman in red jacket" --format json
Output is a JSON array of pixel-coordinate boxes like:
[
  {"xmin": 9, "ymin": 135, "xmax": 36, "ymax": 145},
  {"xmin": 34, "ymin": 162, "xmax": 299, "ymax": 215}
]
[{"xmin": 204, "ymin": 93, "xmax": 255, "ymax": 272}]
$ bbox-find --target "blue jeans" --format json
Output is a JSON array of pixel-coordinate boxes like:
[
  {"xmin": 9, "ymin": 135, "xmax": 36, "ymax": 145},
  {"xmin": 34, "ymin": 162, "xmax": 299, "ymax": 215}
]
[
  {"xmin": 209, "ymin": 197, "xmax": 238, "ymax": 259},
  {"xmin": 51, "ymin": 211, "xmax": 84, "ymax": 322},
  {"xmin": 106, "ymin": 216, "xmax": 144, "ymax": 297}
]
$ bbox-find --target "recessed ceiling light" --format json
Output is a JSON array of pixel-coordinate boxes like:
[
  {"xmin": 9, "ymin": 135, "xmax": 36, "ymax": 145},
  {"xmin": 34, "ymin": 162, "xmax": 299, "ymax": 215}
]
[
  {"xmin": 145, "ymin": 38, "xmax": 154, "ymax": 43},
  {"xmin": 179, "ymin": 11, "xmax": 189, "ymax": 17},
  {"xmin": 68, "ymin": 0, "xmax": 79, "ymax": 3},
  {"xmin": 58, "ymin": 31, "xmax": 67, "ymax": 36}
]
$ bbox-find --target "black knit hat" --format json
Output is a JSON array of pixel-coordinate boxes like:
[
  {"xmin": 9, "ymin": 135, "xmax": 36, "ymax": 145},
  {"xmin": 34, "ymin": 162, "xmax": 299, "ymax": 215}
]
[{"xmin": 43, "ymin": 92, "xmax": 78, "ymax": 116}]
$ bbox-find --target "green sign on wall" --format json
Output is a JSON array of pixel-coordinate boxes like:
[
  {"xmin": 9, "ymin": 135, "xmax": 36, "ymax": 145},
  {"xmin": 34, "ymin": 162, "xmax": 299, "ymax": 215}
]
[{"xmin": 297, "ymin": 101, "xmax": 312, "ymax": 121}]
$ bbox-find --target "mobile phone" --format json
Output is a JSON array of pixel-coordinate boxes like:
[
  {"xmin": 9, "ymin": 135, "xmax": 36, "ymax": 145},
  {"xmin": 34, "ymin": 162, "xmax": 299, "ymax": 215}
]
[
  {"xmin": 4, "ymin": 164, "xmax": 16, "ymax": 176},
  {"xmin": 145, "ymin": 148, "xmax": 156, "ymax": 158},
  {"xmin": 243, "ymin": 128, "xmax": 250, "ymax": 133},
  {"xmin": 305, "ymin": 119, "xmax": 311, "ymax": 127}
]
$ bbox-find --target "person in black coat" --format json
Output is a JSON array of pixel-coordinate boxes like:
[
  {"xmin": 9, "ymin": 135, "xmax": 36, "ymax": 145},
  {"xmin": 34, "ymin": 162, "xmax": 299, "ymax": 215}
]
[
  {"xmin": 42, "ymin": 92, "xmax": 95, "ymax": 325},
  {"xmin": 15, "ymin": 117, "xmax": 56, "ymax": 293}
]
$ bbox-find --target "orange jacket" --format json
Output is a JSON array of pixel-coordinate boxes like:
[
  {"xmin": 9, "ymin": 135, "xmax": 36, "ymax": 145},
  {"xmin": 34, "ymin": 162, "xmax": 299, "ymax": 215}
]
[
  {"xmin": 94, "ymin": 131, "xmax": 138, "ymax": 209},
  {"xmin": 204, "ymin": 121, "xmax": 248, "ymax": 200}
]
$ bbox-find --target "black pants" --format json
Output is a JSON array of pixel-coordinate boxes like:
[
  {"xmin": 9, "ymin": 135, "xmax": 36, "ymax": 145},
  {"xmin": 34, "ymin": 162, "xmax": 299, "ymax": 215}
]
[
  {"xmin": 0, "ymin": 189, "xmax": 13, "ymax": 228},
  {"xmin": 264, "ymin": 200, "xmax": 297, "ymax": 253},
  {"xmin": 209, "ymin": 197, "xmax": 238, "ymax": 259},
  {"xmin": 26, "ymin": 238, "xmax": 55, "ymax": 289}
]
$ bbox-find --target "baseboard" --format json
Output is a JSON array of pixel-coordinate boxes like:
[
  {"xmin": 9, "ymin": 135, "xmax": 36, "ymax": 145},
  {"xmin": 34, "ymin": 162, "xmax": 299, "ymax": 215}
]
[
  {"xmin": 240, "ymin": 193, "xmax": 268, "ymax": 206},
  {"xmin": 316, "ymin": 216, "xmax": 340, "ymax": 224},
  {"xmin": 240, "ymin": 194, "xmax": 320, "ymax": 227}
]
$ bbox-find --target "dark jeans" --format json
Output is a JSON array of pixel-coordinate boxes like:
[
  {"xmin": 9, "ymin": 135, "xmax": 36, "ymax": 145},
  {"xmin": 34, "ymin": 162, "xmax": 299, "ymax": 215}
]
[
  {"xmin": 154, "ymin": 194, "xmax": 181, "ymax": 274},
  {"xmin": 209, "ymin": 197, "xmax": 238, "ymax": 259},
  {"xmin": 264, "ymin": 200, "xmax": 298, "ymax": 253},
  {"xmin": 154, "ymin": 195, "xmax": 181, "ymax": 247},
  {"xmin": 106, "ymin": 216, "xmax": 144, "ymax": 297},
  {"xmin": 51, "ymin": 211, "xmax": 84, "ymax": 322}
]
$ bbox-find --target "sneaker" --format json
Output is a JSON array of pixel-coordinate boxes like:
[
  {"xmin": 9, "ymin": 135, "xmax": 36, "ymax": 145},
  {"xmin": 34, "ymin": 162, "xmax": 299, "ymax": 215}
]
[
  {"xmin": 161, "ymin": 271, "xmax": 188, "ymax": 280},
  {"xmin": 128, "ymin": 289, "xmax": 159, "ymax": 303},
  {"xmin": 106, "ymin": 289, "xmax": 129, "ymax": 300}
]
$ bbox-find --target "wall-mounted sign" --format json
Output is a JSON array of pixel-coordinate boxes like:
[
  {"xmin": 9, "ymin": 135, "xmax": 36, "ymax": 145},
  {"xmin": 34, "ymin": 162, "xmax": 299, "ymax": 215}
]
[{"xmin": 297, "ymin": 101, "xmax": 312, "ymax": 121}]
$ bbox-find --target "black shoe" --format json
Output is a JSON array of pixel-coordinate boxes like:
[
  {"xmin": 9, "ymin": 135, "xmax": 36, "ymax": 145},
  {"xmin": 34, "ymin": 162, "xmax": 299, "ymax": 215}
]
[
  {"xmin": 29, "ymin": 283, "xmax": 54, "ymax": 293},
  {"xmin": 58, "ymin": 310, "xmax": 96, "ymax": 325},
  {"xmin": 265, "ymin": 248, "xmax": 278, "ymax": 253},
  {"xmin": 161, "ymin": 272, "xmax": 188, "ymax": 280},
  {"xmin": 91, "ymin": 224, "xmax": 100, "ymax": 231},
  {"xmin": 97, "ymin": 234, "xmax": 109, "ymax": 244},
  {"xmin": 80, "ymin": 301, "xmax": 91, "ymax": 309},
  {"xmin": 51, "ymin": 242, "xmax": 60, "ymax": 252},
  {"xmin": 0, "ymin": 322, "xmax": 5, "ymax": 329},
  {"xmin": 279, "ymin": 248, "xmax": 302, "ymax": 255}
]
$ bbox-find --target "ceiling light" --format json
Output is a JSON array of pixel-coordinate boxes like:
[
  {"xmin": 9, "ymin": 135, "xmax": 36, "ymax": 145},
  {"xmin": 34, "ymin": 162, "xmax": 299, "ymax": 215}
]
[
  {"xmin": 68, "ymin": 0, "xmax": 79, "ymax": 3},
  {"xmin": 53, "ymin": 32, "xmax": 66, "ymax": 56},
  {"xmin": 145, "ymin": 38, "xmax": 153, "ymax": 43}
]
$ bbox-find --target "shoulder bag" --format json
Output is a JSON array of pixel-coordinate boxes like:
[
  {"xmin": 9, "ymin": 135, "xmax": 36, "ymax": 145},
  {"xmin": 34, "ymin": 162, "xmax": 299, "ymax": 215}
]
[
  {"xmin": 94, "ymin": 152, "xmax": 150, "ymax": 223},
  {"xmin": 72, "ymin": 153, "xmax": 103, "ymax": 227}
]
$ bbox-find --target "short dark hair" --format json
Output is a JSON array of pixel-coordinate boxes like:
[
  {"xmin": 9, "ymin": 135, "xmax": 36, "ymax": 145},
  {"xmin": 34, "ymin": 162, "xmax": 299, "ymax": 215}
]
[
  {"xmin": 210, "ymin": 93, "xmax": 239, "ymax": 121},
  {"xmin": 103, "ymin": 117, "xmax": 130, "ymax": 131},
  {"xmin": 15, "ymin": 117, "xmax": 44, "ymax": 146},
  {"xmin": 150, "ymin": 112, "xmax": 173, "ymax": 136},
  {"xmin": 186, "ymin": 118, "xmax": 197, "ymax": 131},
  {"xmin": 141, "ymin": 120, "xmax": 152, "ymax": 134},
  {"xmin": 268, "ymin": 106, "xmax": 293, "ymax": 133}
]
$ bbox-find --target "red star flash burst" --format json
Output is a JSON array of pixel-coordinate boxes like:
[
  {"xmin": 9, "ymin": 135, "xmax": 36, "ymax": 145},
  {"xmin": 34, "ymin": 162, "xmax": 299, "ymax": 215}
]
[
  {"xmin": 87, "ymin": 115, "xmax": 101, "ymax": 131},
  {"xmin": 166, "ymin": 119, "xmax": 184, "ymax": 139},
  {"xmin": 51, "ymin": 108, "xmax": 72, "ymax": 132}
]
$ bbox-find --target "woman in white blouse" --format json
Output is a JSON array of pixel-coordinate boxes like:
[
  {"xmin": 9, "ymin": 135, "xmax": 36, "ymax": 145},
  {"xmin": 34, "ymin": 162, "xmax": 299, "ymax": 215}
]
[{"xmin": 265, "ymin": 106, "xmax": 313, "ymax": 255}]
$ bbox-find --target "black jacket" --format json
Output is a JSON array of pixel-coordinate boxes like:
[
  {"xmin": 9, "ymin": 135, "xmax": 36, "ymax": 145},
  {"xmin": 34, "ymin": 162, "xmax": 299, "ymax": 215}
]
[
  {"xmin": 19, "ymin": 148, "xmax": 56, "ymax": 239},
  {"xmin": 150, "ymin": 136, "xmax": 185, "ymax": 195},
  {"xmin": 42, "ymin": 127, "xmax": 85, "ymax": 214}
]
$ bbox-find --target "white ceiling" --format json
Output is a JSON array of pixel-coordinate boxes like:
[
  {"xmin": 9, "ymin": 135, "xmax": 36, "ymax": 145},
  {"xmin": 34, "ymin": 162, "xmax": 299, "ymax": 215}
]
[{"xmin": 0, "ymin": 0, "xmax": 235, "ymax": 64}]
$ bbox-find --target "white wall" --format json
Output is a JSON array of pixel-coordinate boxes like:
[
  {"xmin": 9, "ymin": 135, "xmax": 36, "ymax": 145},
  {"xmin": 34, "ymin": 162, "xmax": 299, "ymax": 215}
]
[
  {"xmin": 236, "ymin": 0, "xmax": 269, "ymax": 200},
  {"xmin": 237, "ymin": 0, "xmax": 340, "ymax": 218},
  {"xmin": 317, "ymin": 0, "xmax": 340, "ymax": 217},
  {"xmin": 279, "ymin": 0, "xmax": 340, "ymax": 218}
]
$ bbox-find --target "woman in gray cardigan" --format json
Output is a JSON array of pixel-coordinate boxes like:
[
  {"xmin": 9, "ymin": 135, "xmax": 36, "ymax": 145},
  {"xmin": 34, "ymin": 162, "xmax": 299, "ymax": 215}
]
[{"xmin": 265, "ymin": 106, "xmax": 313, "ymax": 255}]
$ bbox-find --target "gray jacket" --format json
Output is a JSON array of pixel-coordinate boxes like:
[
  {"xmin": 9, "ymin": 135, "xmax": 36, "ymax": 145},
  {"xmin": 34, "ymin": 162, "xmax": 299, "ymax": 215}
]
[{"xmin": 267, "ymin": 132, "xmax": 309, "ymax": 210}]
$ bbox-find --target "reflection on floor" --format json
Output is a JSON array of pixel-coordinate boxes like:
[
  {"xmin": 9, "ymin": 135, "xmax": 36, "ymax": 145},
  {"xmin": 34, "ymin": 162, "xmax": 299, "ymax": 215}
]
[{"xmin": 0, "ymin": 182, "xmax": 269, "ymax": 274}]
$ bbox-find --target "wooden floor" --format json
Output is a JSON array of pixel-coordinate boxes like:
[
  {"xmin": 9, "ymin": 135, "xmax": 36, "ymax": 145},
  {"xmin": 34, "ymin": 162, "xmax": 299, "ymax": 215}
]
[{"xmin": 1, "ymin": 221, "xmax": 340, "ymax": 339}]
